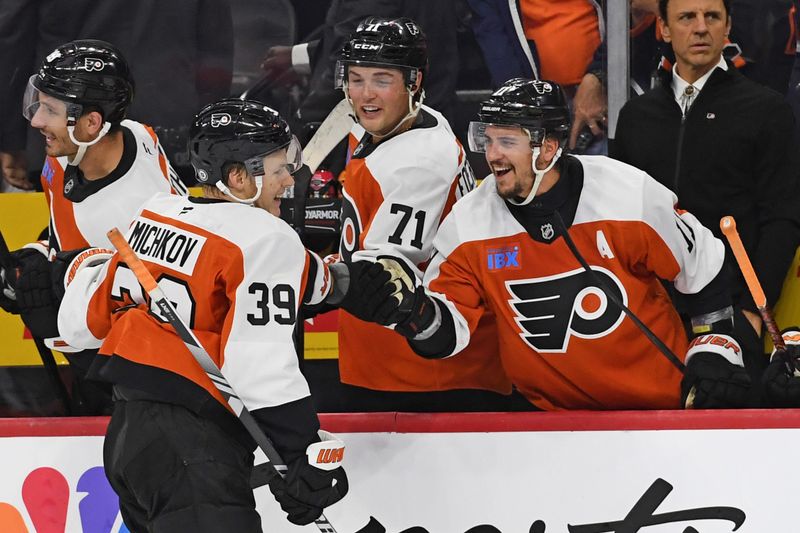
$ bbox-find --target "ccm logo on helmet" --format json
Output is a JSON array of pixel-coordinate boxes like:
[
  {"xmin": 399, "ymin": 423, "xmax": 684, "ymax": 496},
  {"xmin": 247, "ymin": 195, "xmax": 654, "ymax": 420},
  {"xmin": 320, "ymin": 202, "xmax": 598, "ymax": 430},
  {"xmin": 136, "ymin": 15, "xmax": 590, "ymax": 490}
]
[
  {"xmin": 210, "ymin": 113, "xmax": 232, "ymax": 128},
  {"xmin": 82, "ymin": 58, "xmax": 105, "ymax": 72},
  {"xmin": 507, "ymin": 266, "xmax": 626, "ymax": 353},
  {"xmin": 353, "ymin": 43, "xmax": 381, "ymax": 51}
]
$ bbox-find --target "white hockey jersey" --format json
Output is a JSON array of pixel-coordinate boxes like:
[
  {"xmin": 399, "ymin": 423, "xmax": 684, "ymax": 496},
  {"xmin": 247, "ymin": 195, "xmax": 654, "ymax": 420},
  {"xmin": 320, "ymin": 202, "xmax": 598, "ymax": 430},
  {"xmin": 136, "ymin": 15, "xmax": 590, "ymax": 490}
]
[
  {"xmin": 59, "ymin": 193, "xmax": 330, "ymax": 411},
  {"xmin": 40, "ymin": 119, "xmax": 186, "ymax": 253},
  {"xmin": 337, "ymin": 106, "xmax": 510, "ymax": 393}
]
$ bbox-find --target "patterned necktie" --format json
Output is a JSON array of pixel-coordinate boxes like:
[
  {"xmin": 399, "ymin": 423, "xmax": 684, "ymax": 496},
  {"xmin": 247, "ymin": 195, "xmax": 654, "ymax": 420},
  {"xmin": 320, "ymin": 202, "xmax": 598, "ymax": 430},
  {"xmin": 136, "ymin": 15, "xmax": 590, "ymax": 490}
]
[{"xmin": 681, "ymin": 85, "xmax": 696, "ymax": 117}]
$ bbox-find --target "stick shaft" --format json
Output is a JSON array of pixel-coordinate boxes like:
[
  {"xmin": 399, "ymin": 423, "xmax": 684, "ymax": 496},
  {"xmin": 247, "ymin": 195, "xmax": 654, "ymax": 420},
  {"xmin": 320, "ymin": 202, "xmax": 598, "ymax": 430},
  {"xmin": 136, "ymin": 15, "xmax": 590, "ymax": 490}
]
[
  {"xmin": 302, "ymin": 98, "xmax": 353, "ymax": 174},
  {"xmin": 720, "ymin": 216, "xmax": 786, "ymax": 351},
  {"xmin": 0, "ymin": 231, "xmax": 72, "ymax": 413},
  {"xmin": 107, "ymin": 228, "xmax": 338, "ymax": 532}
]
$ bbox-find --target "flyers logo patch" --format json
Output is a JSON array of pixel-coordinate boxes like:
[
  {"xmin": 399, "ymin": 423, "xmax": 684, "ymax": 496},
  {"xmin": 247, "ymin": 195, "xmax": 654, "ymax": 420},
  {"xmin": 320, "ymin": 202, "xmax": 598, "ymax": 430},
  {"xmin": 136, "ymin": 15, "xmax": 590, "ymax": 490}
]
[
  {"xmin": 404, "ymin": 21, "xmax": 420, "ymax": 35},
  {"xmin": 210, "ymin": 113, "xmax": 232, "ymax": 128},
  {"xmin": 506, "ymin": 266, "xmax": 626, "ymax": 352},
  {"xmin": 339, "ymin": 194, "xmax": 362, "ymax": 263},
  {"xmin": 82, "ymin": 58, "xmax": 105, "ymax": 72}
]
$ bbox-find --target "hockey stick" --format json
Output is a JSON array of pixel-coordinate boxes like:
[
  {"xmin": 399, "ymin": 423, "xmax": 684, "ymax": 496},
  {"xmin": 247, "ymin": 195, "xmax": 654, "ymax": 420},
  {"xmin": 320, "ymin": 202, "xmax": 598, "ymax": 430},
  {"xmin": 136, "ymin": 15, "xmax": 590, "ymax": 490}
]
[
  {"xmin": 292, "ymin": 98, "xmax": 355, "ymax": 232},
  {"xmin": 106, "ymin": 227, "xmax": 344, "ymax": 533},
  {"xmin": 719, "ymin": 216, "xmax": 793, "ymax": 371},
  {"xmin": 0, "ymin": 231, "xmax": 72, "ymax": 414},
  {"xmin": 303, "ymin": 98, "xmax": 354, "ymax": 175},
  {"xmin": 290, "ymin": 100, "xmax": 354, "ymax": 370}
]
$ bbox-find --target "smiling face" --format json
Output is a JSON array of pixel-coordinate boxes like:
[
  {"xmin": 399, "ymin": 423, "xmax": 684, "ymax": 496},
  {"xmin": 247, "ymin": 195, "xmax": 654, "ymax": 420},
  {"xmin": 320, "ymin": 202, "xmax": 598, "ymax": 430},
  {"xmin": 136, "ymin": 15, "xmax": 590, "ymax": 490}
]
[
  {"xmin": 483, "ymin": 125, "xmax": 536, "ymax": 201},
  {"xmin": 346, "ymin": 65, "xmax": 417, "ymax": 140},
  {"xmin": 28, "ymin": 92, "xmax": 79, "ymax": 158},
  {"xmin": 659, "ymin": 0, "xmax": 730, "ymax": 83},
  {"xmin": 250, "ymin": 149, "xmax": 295, "ymax": 216}
]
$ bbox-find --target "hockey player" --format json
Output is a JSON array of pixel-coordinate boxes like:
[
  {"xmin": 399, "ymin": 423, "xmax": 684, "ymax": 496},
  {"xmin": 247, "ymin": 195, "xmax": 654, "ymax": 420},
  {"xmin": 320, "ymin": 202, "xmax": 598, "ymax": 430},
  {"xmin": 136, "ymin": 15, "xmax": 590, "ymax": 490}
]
[
  {"xmin": 57, "ymin": 99, "xmax": 349, "ymax": 530},
  {"xmin": 353, "ymin": 78, "xmax": 762, "ymax": 410},
  {"xmin": 333, "ymin": 16, "xmax": 512, "ymax": 410},
  {"xmin": 0, "ymin": 39, "xmax": 185, "ymax": 414}
]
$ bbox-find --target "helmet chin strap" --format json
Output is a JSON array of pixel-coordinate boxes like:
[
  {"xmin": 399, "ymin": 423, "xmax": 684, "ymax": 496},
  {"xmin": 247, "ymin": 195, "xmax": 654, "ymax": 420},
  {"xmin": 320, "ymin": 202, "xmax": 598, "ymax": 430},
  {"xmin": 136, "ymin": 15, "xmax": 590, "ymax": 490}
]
[
  {"xmin": 343, "ymin": 83, "xmax": 425, "ymax": 140},
  {"xmin": 215, "ymin": 175, "xmax": 263, "ymax": 205},
  {"xmin": 508, "ymin": 146, "xmax": 563, "ymax": 206},
  {"xmin": 66, "ymin": 121, "xmax": 111, "ymax": 167}
]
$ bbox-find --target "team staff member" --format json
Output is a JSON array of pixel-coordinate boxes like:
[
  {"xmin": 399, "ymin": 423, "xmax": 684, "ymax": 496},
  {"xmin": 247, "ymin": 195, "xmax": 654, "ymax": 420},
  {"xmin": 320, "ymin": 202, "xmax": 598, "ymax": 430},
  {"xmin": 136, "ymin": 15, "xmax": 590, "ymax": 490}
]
[
  {"xmin": 355, "ymin": 79, "xmax": 761, "ymax": 410},
  {"xmin": 57, "ymin": 99, "xmax": 348, "ymax": 530},
  {"xmin": 611, "ymin": 0, "xmax": 800, "ymax": 348},
  {"xmin": 333, "ymin": 16, "xmax": 512, "ymax": 410},
  {"xmin": 1, "ymin": 39, "xmax": 185, "ymax": 414}
]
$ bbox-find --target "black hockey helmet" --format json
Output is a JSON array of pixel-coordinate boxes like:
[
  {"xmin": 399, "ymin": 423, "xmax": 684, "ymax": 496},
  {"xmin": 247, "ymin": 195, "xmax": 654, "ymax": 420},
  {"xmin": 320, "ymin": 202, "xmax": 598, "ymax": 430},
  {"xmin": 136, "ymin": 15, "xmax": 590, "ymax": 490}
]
[
  {"xmin": 23, "ymin": 39, "xmax": 134, "ymax": 124},
  {"xmin": 469, "ymin": 78, "xmax": 571, "ymax": 152},
  {"xmin": 336, "ymin": 16, "xmax": 428, "ymax": 89},
  {"xmin": 189, "ymin": 98, "xmax": 301, "ymax": 186}
]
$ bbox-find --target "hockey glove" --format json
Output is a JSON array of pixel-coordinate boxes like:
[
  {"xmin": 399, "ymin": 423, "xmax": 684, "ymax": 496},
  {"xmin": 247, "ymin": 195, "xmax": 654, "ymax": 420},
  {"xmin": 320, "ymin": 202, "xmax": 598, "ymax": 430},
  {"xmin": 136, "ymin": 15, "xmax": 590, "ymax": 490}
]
[
  {"xmin": 51, "ymin": 247, "xmax": 113, "ymax": 302},
  {"xmin": 376, "ymin": 256, "xmax": 437, "ymax": 338},
  {"xmin": 13, "ymin": 244, "xmax": 60, "ymax": 339},
  {"xmin": 269, "ymin": 430, "xmax": 348, "ymax": 525},
  {"xmin": 0, "ymin": 262, "xmax": 18, "ymax": 314},
  {"xmin": 681, "ymin": 334, "xmax": 752, "ymax": 408},
  {"xmin": 762, "ymin": 329, "xmax": 800, "ymax": 407},
  {"xmin": 338, "ymin": 260, "xmax": 398, "ymax": 323}
]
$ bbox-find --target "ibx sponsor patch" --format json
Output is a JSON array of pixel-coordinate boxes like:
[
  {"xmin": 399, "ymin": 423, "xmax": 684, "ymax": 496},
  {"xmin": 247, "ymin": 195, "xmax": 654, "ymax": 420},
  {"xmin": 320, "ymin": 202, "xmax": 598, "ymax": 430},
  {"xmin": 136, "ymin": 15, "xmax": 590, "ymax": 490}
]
[{"xmin": 487, "ymin": 244, "xmax": 521, "ymax": 271}]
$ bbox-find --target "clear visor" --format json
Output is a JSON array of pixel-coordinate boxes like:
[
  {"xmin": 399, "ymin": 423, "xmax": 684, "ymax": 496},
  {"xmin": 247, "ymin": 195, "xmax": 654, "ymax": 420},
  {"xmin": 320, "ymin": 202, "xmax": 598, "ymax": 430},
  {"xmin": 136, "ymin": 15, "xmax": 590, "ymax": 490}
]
[
  {"xmin": 334, "ymin": 61, "xmax": 419, "ymax": 91},
  {"xmin": 22, "ymin": 75, "xmax": 76, "ymax": 122},
  {"xmin": 467, "ymin": 122, "xmax": 545, "ymax": 154},
  {"xmin": 243, "ymin": 134, "xmax": 303, "ymax": 179}
]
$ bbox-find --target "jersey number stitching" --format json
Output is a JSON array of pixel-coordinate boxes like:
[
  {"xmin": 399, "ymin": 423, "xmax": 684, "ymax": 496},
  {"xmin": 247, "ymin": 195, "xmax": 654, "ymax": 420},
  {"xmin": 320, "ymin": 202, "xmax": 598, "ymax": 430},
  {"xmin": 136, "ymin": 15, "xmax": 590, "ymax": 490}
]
[
  {"xmin": 246, "ymin": 283, "xmax": 296, "ymax": 326},
  {"xmin": 388, "ymin": 203, "xmax": 426, "ymax": 249}
]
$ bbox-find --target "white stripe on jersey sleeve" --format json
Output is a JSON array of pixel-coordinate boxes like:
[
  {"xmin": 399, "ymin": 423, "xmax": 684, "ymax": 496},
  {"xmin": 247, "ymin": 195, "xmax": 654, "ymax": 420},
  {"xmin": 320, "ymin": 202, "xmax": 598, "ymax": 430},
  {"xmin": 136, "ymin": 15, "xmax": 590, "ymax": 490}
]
[
  {"xmin": 575, "ymin": 156, "xmax": 724, "ymax": 295},
  {"xmin": 641, "ymin": 176, "xmax": 725, "ymax": 295},
  {"xmin": 423, "ymin": 214, "xmax": 480, "ymax": 358},
  {"xmin": 160, "ymin": 142, "xmax": 188, "ymax": 196},
  {"xmin": 304, "ymin": 250, "xmax": 331, "ymax": 306}
]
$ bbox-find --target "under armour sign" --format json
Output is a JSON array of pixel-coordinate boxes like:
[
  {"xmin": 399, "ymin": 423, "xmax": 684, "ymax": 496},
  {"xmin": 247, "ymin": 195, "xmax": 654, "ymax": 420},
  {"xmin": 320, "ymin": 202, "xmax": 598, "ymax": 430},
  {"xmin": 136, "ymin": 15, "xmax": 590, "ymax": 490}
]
[{"xmin": 507, "ymin": 266, "xmax": 626, "ymax": 352}]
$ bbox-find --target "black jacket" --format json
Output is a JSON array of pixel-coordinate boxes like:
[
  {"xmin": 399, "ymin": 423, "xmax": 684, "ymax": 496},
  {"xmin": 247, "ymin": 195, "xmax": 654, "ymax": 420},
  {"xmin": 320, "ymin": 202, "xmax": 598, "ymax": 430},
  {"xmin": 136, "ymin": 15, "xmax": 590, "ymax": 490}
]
[
  {"xmin": 611, "ymin": 63, "xmax": 800, "ymax": 311},
  {"xmin": 0, "ymin": 0, "xmax": 233, "ymax": 158}
]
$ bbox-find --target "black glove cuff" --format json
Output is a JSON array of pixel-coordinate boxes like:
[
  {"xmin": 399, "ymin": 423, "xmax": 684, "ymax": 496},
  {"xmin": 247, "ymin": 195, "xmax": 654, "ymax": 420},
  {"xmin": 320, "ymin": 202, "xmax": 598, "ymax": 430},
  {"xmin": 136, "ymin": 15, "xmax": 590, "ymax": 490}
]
[{"xmin": 395, "ymin": 286, "xmax": 436, "ymax": 338}]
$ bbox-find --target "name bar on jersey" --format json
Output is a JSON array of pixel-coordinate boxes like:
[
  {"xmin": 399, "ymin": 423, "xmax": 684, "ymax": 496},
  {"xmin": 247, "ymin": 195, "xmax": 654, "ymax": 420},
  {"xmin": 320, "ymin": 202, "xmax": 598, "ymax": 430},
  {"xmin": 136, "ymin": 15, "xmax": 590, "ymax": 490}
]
[{"xmin": 127, "ymin": 218, "xmax": 206, "ymax": 276}]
